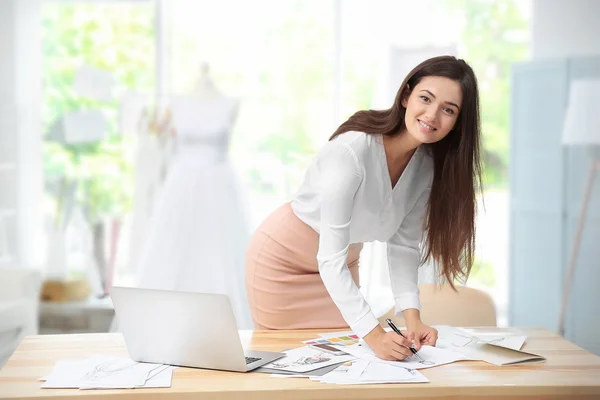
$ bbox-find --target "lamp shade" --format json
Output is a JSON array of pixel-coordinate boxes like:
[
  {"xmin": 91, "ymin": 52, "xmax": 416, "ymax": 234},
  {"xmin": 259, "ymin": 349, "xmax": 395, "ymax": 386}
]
[{"xmin": 562, "ymin": 79, "xmax": 600, "ymax": 145}]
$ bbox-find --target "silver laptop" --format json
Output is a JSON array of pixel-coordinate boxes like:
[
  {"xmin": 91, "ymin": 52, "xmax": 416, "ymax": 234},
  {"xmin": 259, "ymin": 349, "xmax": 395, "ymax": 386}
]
[{"xmin": 110, "ymin": 286, "xmax": 285, "ymax": 372}]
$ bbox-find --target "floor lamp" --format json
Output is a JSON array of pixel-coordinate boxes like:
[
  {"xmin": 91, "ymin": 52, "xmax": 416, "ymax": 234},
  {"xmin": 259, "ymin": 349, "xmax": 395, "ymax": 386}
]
[{"xmin": 558, "ymin": 79, "xmax": 600, "ymax": 337}]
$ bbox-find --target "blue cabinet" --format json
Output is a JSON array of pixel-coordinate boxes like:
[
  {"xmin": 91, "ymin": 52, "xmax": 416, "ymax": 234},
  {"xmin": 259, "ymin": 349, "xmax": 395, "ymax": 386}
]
[{"xmin": 509, "ymin": 56, "xmax": 600, "ymax": 355}]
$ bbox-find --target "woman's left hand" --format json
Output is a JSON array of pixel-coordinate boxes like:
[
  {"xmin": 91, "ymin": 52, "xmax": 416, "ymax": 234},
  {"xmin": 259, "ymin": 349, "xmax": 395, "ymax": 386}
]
[{"xmin": 405, "ymin": 321, "xmax": 438, "ymax": 350}]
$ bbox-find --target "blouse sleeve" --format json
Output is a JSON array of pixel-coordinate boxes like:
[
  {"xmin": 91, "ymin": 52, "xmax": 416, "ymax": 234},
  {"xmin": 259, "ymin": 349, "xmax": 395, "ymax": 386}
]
[
  {"xmin": 386, "ymin": 186, "xmax": 431, "ymax": 315},
  {"xmin": 316, "ymin": 144, "xmax": 380, "ymax": 338}
]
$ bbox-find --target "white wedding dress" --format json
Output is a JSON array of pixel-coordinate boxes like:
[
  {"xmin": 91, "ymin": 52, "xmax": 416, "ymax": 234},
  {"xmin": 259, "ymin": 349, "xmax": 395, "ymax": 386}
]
[
  {"xmin": 135, "ymin": 93, "xmax": 253, "ymax": 329},
  {"xmin": 128, "ymin": 131, "xmax": 171, "ymax": 276}
]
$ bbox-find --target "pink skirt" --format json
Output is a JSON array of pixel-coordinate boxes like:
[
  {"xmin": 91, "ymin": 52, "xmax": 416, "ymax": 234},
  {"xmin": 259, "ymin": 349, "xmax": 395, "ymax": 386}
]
[{"xmin": 245, "ymin": 202, "xmax": 362, "ymax": 330}]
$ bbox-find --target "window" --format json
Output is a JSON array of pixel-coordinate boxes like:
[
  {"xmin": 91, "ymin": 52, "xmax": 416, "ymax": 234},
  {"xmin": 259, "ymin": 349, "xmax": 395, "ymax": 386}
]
[
  {"xmin": 42, "ymin": 1, "xmax": 155, "ymax": 285},
  {"xmin": 39, "ymin": 0, "xmax": 531, "ymax": 326},
  {"xmin": 168, "ymin": 0, "xmax": 335, "ymax": 227}
]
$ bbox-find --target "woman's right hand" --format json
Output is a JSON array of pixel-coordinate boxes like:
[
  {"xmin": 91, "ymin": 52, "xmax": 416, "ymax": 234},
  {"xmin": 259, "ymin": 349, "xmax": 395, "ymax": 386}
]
[{"xmin": 363, "ymin": 326, "xmax": 415, "ymax": 361}]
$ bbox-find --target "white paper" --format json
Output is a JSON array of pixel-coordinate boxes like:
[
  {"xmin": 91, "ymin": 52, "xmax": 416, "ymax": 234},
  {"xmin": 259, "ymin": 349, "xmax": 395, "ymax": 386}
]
[
  {"xmin": 342, "ymin": 342, "xmax": 468, "ymax": 370},
  {"xmin": 478, "ymin": 335, "xmax": 527, "ymax": 351},
  {"xmin": 40, "ymin": 356, "xmax": 173, "ymax": 390},
  {"xmin": 436, "ymin": 326, "xmax": 544, "ymax": 366},
  {"xmin": 41, "ymin": 359, "xmax": 101, "ymax": 388},
  {"xmin": 80, "ymin": 366, "xmax": 174, "ymax": 389},
  {"xmin": 309, "ymin": 361, "xmax": 353, "ymax": 382},
  {"xmin": 261, "ymin": 346, "xmax": 355, "ymax": 373},
  {"xmin": 78, "ymin": 358, "xmax": 163, "ymax": 389},
  {"xmin": 457, "ymin": 328, "xmax": 527, "ymax": 351},
  {"xmin": 359, "ymin": 362, "xmax": 429, "ymax": 384},
  {"xmin": 140, "ymin": 365, "xmax": 174, "ymax": 388},
  {"xmin": 268, "ymin": 371, "xmax": 332, "ymax": 379},
  {"xmin": 437, "ymin": 326, "xmax": 526, "ymax": 351},
  {"xmin": 316, "ymin": 359, "xmax": 429, "ymax": 385},
  {"xmin": 315, "ymin": 360, "xmax": 366, "ymax": 385}
]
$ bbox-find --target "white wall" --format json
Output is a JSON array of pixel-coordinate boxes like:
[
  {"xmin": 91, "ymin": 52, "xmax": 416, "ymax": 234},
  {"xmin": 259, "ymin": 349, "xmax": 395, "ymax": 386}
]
[
  {"xmin": 0, "ymin": 0, "xmax": 43, "ymax": 268},
  {"xmin": 532, "ymin": 0, "xmax": 600, "ymax": 59}
]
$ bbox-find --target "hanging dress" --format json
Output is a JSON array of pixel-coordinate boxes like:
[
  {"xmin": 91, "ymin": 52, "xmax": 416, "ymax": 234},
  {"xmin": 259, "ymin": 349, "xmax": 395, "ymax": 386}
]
[{"xmin": 135, "ymin": 94, "xmax": 253, "ymax": 329}]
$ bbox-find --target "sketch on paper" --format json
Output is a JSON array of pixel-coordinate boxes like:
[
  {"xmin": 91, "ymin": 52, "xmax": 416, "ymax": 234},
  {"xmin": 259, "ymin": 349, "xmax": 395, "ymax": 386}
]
[
  {"xmin": 448, "ymin": 331, "xmax": 505, "ymax": 347},
  {"xmin": 262, "ymin": 346, "xmax": 356, "ymax": 373},
  {"xmin": 342, "ymin": 342, "xmax": 468, "ymax": 370},
  {"xmin": 82, "ymin": 359, "xmax": 139, "ymax": 382},
  {"xmin": 272, "ymin": 352, "xmax": 331, "ymax": 369},
  {"xmin": 437, "ymin": 326, "xmax": 527, "ymax": 352},
  {"xmin": 406, "ymin": 354, "xmax": 435, "ymax": 366}
]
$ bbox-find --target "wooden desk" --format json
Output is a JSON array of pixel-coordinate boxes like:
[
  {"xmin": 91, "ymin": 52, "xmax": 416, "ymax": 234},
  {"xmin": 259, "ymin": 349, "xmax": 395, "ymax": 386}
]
[{"xmin": 1, "ymin": 327, "xmax": 599, "ymax": 399}]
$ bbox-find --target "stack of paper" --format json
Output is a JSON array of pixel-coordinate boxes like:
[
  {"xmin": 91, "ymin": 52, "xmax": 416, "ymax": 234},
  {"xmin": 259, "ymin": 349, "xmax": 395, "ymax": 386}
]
[
  {"xmin": 260, "ymin": 346, "xmax": 429, "ymax": 384},
  {"xmin": 260, "ymin": 345, "xmax": 355, "ymax": 377},
  {"xmin": 39, "ymin": 356, "xmax": 174, "ymax": 389},
  {"xmin": 261, "ymin": 338, "xmax": 469, "ymax": 385},
  {"xmin": 259, "ymin": 362, "xmax": 346, "ymax": 378},
  {"xmin": 313, "ymin": 359, "xmax": 429, "ymax": 385},
  {"xmin": 341, "ymin": 342, "xmax": 469, "ymax": 370}
]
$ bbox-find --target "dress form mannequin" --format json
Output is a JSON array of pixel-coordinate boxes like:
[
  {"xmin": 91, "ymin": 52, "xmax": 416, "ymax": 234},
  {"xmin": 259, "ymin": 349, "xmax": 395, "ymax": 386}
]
[
  {"xmin": 135, "ymin": 65, "xmax": 252, "ymax": 329},
  {"xmin": 193, "ymin": 63, "xmax": 221, "ymax": 99}
]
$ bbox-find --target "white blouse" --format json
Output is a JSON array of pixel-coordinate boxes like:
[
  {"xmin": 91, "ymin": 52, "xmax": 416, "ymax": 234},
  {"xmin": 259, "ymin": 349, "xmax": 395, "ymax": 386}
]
[{"xmin": 291, "ymin": 131, "xmax": 434, "ymax": 338}]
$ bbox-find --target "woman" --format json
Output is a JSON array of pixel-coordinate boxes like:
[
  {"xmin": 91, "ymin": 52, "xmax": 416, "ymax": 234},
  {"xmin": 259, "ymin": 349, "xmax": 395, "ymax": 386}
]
[{"xmin": 246, "ymin": 55, "xmax": 482, "ymax": 361}]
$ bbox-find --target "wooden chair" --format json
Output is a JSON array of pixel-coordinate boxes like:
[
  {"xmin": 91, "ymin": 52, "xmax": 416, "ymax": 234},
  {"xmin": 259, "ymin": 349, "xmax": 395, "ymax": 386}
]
[{"xmin": 378, "ymin": 284, "xmax": 497, "ymax": 328}]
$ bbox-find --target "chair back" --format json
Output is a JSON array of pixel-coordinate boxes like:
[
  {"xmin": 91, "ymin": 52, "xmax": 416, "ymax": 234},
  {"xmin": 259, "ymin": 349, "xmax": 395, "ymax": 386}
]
[{"xmin": 379, "ymin": 284, "xmax": 497, "ymax": 327}]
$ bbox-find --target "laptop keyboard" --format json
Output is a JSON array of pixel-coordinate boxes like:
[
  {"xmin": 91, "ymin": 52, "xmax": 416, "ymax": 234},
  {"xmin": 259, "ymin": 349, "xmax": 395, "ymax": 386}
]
[{"xmin": 245, "ymin": 356, "xmax": 262, "ymax": 364}]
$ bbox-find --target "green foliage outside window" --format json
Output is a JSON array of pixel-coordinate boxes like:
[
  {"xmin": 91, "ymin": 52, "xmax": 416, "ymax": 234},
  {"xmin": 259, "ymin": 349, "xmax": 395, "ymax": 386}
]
[
  {"xmin": 42, "ymin": 4, "xmax": 154, "ymax": 223},
  {"xmin": 41, "ymin": 0, "xmax": 528, "ymax": 238},
  {"xmin": 450, "ymin": 0, "xmax": 529, "ymax": 188}
]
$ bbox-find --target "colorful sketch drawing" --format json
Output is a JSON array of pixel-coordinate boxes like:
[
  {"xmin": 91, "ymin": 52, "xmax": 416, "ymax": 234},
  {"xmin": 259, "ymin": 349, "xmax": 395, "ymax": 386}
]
[{"xmin": 303, "ymin": 334, "xmax": 360, "ymax": 347}]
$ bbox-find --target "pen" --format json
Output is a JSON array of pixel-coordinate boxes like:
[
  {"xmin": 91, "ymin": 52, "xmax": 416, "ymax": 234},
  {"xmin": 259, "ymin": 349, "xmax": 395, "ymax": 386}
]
[{"xmin": 386, "ymin": 318, "xmax": 419, "ymax": 355}]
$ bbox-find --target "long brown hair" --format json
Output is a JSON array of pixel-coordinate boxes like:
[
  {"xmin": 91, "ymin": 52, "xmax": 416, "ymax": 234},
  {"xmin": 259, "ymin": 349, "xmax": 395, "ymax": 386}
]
[{"xmin": 330, "ymin": 55, "xmax": 482, "ymax": 288}]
